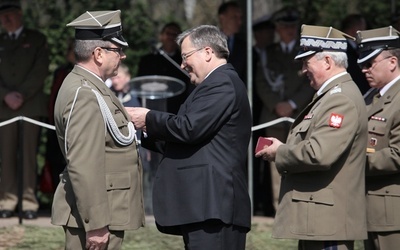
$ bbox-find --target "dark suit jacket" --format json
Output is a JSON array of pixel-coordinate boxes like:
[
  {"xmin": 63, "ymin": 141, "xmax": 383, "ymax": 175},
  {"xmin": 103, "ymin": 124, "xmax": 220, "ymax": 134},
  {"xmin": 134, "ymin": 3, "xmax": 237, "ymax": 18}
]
[{"xmin": 142, "ymin": 63, "xmax": 252, "ymax": 235}]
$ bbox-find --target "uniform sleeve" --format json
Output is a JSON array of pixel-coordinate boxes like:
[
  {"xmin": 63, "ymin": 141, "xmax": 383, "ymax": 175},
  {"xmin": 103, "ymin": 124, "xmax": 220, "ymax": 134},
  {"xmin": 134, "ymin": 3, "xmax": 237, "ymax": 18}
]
[
  {"xmin": 145, "ymin": 73, "xmax": 235, "ymax": 144},
  {"xmin": 64, "ymin": 87, "xmax": 110, "ymax": 231}
]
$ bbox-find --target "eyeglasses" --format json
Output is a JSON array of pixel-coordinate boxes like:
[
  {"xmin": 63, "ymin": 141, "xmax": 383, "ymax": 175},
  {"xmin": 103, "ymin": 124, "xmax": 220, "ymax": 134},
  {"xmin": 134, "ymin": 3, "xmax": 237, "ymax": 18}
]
[
  {"xmin": 101, "ymin": 47, "xmax": 124, "ymax": 55},
  {"xmin": 359, "ymin": 56, "xmax": 392, "ymax": 70},
  {"xmin": 181, "ymin": 48, "xmax": 203, "ymax": 62}
]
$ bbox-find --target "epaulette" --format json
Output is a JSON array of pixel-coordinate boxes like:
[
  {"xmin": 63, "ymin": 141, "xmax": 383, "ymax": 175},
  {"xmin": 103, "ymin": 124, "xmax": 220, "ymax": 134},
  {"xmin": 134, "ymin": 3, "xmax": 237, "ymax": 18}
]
[
  {"xmin": 81, "ymin": 79, "xmax": 91, "ymax": 88},
  {"xmin": 330, "ymin": 85, "xmax": 342, "ymax": 95}
]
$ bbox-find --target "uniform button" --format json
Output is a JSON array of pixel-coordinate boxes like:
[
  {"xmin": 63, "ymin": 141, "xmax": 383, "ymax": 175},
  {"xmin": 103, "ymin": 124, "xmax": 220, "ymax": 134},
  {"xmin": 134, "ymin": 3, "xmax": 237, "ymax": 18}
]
[
  {"xmin": 85, "ymin": 218, "xmax": 89, "ymax": 223},
  {"xmin": 310, "ymin": 195, "xmax": 314, "ymax": 201},
  {"xmin": 110, "ymin": 183, "xmax": 113, "ymax": 187},
  {"xmin": 386, "ymin": 190, "xmax": 389, "ymax": 194}
]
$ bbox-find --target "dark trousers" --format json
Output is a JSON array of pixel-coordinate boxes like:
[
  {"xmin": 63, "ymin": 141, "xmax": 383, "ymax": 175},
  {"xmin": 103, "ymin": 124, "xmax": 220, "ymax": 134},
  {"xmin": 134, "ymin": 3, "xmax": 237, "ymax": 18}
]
[
  {"xmin": 180, "ymin": 219, "xmax": 247, "ymax": 250},
  {"xmin": 298, "ymin": 240, "xmax": 354, "ymax": 250},
  {"xmin": 364, "ymin": 231, "xmax": 400, "ymax": 250}
]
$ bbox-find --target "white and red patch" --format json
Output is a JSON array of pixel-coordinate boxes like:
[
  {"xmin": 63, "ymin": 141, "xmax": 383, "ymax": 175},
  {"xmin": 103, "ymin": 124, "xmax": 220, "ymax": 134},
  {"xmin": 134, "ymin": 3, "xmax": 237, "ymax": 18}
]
[{"xmin": 329, "ymin": 113, "xmax": 344, "ymax": 128}]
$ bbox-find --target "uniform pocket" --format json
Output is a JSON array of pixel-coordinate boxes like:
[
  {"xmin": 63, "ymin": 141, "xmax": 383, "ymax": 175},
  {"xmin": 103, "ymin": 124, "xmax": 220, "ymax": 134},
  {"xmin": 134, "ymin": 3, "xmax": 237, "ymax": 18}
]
[
  {"xmin": 290, "ymin": 188, "xmax": 336, "ymax": 236},
  {"xmin": 367, "ymin": 186, "xmax": 400, "ymax": 226},
  {"xmin": 106, "ymin": 173, "xmax": 131, "ymax": 225},
  {"xmin": 368, "ymin": 120, "xmax": 386, "ymax": 136}
]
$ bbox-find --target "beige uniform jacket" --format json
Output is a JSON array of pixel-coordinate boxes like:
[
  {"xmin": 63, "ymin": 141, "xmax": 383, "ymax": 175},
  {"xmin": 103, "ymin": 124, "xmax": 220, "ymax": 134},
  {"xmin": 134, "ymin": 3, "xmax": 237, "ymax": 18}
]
[
  {"xmin": 272, "ymin": 73, "xmax": 368, "ymax": 240},
  {"xmin": 51, "ymin": 65, "xmax": 145, "ymax": 232},
  {"xmin": 364, "ymin": 79, "xmax": 400, "ymax": 232}
]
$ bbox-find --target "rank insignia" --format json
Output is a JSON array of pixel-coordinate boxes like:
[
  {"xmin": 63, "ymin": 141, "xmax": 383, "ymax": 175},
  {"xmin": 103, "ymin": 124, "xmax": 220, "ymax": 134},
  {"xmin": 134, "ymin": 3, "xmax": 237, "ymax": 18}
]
[
  {"xmin": 330, "ymin": 87, "xmax": 342, "ymax": 95},
  {"xmin": 304, "ymin": 113, "xmax": 313, "ymax": 120},
  {"xmin": 371, "ymin": 116, "xmax": 386, "ymax": 122},
  {"xmin": 369, "ymin": 137, "xmax": 377, "ymax": 146},
  {"xmin": 329, "ymin": 113, "xmax": 344, "ymax": 128}
]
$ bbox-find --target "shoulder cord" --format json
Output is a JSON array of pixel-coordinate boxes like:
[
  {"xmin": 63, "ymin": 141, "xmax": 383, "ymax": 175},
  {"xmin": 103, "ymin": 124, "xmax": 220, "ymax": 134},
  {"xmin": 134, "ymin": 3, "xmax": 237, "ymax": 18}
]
[
  {"xmin": 91, "ymin": 89, "xmax": 137, "ymax": 146},
  {"xmin": 64, "ymin": 85, "xmax": 136, "ymax": 154}
]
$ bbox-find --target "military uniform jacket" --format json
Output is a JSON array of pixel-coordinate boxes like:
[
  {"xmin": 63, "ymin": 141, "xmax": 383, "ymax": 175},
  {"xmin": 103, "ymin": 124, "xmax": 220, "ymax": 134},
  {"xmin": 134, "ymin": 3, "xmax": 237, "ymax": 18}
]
[
  {"xmin": 51, "ymin": 65, "xmax": 145, "ymax": 232},
  {"xmin": 0, "ymin": 28, "xmax": 49, "ymax": 119},
  {"xmin": 364, "ymin": 79, "xmax": 400, "ymax": 232},
  {"xmin": 272, "ymin": 73, "xmax": 368, "ymax": 240},
  {"xmin": 255, "ymin": 42, "xmax": 315, "ymax": 126},
  {"xmin": 142, "ymin": 63, "xmax": 252, "ymax": 235}
]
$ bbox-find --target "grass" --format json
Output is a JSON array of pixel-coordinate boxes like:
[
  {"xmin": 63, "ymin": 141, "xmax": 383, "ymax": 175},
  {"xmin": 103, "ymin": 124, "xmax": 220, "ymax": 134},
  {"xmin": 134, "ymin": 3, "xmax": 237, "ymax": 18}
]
[{"xmin": 0, "ymin": 217, "xmax": 365, "ymax": 250}]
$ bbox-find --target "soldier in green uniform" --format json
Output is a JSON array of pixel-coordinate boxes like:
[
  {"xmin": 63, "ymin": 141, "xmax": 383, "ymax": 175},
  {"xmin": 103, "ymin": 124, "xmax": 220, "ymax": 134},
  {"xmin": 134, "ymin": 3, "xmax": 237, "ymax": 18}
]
[
  {"xmin": 357, "ymin": 26, "xmax": 400, "ymax": 250},
  {"xmin": 256, "ymin": 25, "xmax": 368, "ymax": 250},
  {"xmin": 50, "ymin": 10, "xmax": 144, "ymax": 250}
]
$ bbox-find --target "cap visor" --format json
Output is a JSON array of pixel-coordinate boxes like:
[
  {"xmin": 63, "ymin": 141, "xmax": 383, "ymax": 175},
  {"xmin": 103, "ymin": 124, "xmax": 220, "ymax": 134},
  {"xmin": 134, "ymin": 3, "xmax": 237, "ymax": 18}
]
[
  {"xmin": 110, "ymin": 35, "xmax": 128, "ymax": 47},
  {"xmin": 357, "ymin": 48, "xmax": 383, "ymax": 64},
  {"xmin": 295, "ymin": 50, "xmax": 316, "ymax": 60}
]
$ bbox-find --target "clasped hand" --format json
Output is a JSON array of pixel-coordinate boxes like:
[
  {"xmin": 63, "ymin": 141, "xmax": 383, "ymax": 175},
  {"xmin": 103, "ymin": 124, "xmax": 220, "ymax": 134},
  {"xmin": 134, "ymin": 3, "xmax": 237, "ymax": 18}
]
[
  {"xmin": 86, "ymin": 226, "xmax": 110, "ymax": 250},
  {"xmin": 4, "ymin": 91, "xmax": 24, "ymax": 110},
  {"xmin": 125, "ymin": 107, "xmax": 150, "ymax": 130}
]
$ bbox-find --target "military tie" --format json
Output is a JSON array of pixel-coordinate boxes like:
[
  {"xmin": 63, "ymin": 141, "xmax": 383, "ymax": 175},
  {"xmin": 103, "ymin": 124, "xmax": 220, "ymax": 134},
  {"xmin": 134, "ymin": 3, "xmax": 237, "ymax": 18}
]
[{"xmin": 10, "ymin": 33, "xmax": 16, "ymax": 40}]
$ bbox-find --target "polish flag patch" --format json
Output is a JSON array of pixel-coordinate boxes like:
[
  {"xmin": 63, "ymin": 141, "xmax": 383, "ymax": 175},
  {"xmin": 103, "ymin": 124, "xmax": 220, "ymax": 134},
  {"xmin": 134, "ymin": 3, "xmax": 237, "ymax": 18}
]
[{"xmin": 329, "ymin": 113, "xmax": 344, "ymax": 128}]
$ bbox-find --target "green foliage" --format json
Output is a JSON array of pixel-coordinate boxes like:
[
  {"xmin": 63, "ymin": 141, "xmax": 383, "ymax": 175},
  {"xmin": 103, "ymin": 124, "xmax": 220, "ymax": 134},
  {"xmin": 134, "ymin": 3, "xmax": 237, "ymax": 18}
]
[
  {"xmin": 19, "ymin": 0, "xmax": 400, "ymax": 85},
  {"xmin": 281, "ymin": 0, "xmax": 400, "ymax": 28},
  {"xmin": 20, "ymin": 0, "xmax": 159, "ymax": 87}
]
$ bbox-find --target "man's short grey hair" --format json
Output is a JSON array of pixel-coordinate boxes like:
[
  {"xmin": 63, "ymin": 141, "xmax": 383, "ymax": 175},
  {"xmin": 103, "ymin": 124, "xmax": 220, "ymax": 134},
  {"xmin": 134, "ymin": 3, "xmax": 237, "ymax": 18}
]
[
  {"xmin": 383, "ymin": 48, "xmax": 400, "ymax": 67},
  {"xmin": 74, "ymin": 40, "xmax": 114, "ymax": 62},
  {"xmin": 315, "ymin": 51, "xmax": 348, "ymax": 69},
  {"xmin": 176, "ymin": 25, "xmax": 230, "ymax": 60}
]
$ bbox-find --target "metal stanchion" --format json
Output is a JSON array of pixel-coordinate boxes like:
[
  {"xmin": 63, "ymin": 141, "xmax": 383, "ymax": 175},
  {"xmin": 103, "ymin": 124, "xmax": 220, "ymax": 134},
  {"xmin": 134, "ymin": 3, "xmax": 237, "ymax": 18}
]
[
  {"xmin": 0, "ymin": 116, "xmax": 55, "ymax": 225},
  {"xmin": 17, "ymin": 119, "xmax": 23, "ymax": 224}
]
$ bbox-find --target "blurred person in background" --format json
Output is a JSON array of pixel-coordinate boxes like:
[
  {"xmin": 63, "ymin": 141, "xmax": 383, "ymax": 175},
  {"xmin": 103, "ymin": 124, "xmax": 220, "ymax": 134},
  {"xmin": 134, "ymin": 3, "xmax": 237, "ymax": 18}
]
[
  {"xmin": 0, "ymin": 0, "xmax": 49, "ymax": 220},
  {"xmin": 218, "ymin": 1, "xmax": 247, "ymax": 81}
]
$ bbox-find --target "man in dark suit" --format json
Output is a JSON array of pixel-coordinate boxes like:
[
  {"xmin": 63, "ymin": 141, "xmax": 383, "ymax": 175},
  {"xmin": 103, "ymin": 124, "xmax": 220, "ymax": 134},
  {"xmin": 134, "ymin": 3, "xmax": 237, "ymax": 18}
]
[
  {"xmin": 0, "ymin": 0, "xmax": 49, "ymax": 219},
  {"xmin": 127, "ymin": 25, "xmax": 252, "ymax": 250}
]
